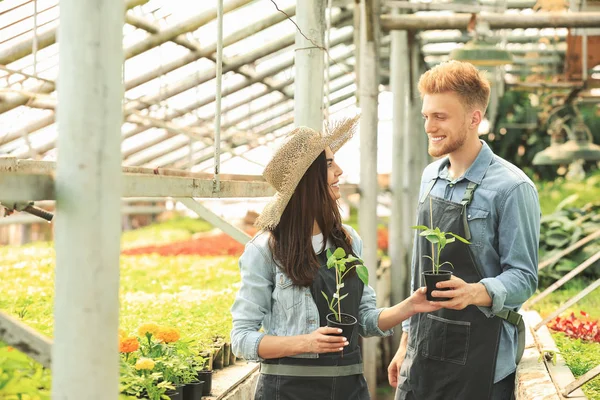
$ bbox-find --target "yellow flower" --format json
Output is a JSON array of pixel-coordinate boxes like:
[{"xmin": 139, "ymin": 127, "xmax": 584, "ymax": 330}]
[
  {"xmin": 135, "ymin": 357, "xmax": 155, "ymax": 371},
  {"xmin": 119, "ymin": 337, "xmax": 139, "ymax": 353},
  {"xmin": 137, "ymin": 323, "xmax": 160, "ymax": 338},
  {"xmin": 118, "ymin": 329, "xmax": 127, "ymax": 339},
  {"xmin": 155, "ymin": 327, "xmax": 180, "ymax": 343}
]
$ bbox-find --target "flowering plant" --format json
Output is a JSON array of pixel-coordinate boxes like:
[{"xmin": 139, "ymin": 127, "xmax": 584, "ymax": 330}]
[{"xmin": 119, "ymin": 323, "xmax": 200, "ymax": 399}]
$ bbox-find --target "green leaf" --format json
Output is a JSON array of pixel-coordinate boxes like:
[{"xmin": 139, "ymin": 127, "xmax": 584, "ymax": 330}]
[
  {"xmin": 419, "ymin": 229, "xmax": 437, "ymax": 237},
  {"xmin": 333, "ymin": 247, "xmax": 346, "ymax": 259},
  {"xmin": 326, "ymin": 248, "xmax": 333, "ymax": 259},
  {"xmin": 345, "ymin": 255, "xmax": 358, "ymax": 263},
  {"xmin": 439, "ymin": 235, "xmax": 447, "ymax": 249},
  {"xmin": 412, "ymin": 225, "xmax": 430, "ymax": 231},
  {"xmin": 449, "ymin": 232, "xmax": 471, "ymax": 244},
  {"xmin": 327, "ymin": 256, "xmax": 336, "ymax": 268},
  {"xmin": 321, "ymin": 291, "xmax": 329, "ymax": 303},
  {"xmin": 339, "ymin": 293, "xmax": 349, "ymax": 301},
  {"xmin": 439, "ymin": 261, "xmax": 454, "ymax": 270},
  {"xmin": 425, "ymin": 234, "xmax": 440, "ymax": 243},
  {"xmin": 356, "ymin": 265, "xmax": 369, "ymax": 285}
]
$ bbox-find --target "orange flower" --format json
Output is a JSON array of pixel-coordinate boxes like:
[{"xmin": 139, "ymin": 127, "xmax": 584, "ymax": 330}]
[
  {"xmin": 137, "ymin": 323, "xmax": 160, "ymax": 338},
  {"xmin": 155, "ymin": 327, "xmax": 180, "ymax": 343},
  {"xmin": 6, "ymin": 346, "xmax": 14, "ymax": 352},
  {"xmin": 119, "ymin": 337, "xmax": 140, "ymax": 353}
]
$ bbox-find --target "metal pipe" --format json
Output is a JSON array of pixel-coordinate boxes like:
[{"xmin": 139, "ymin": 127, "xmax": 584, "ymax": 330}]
[
  {"xmin": 294, "ymin": 0, "xmax": 326, "ymax": 129},
  {"xmin": 381, "ymin": 12, "xmax": 600, "ymax": 31},
  {"xmin": 359, "ymin": 0, "xmax": 380, "ymax": 396},
  {"xmin": 53, "ymin": 0, "xmax": 123, "ymax": 398},
  {"xmin": 389, "ymin": 7, "xmax": 409, "ymax": 352},
  {"xmin": 214, "ymin": 0, "xmax": 224, "ymax": 192}
]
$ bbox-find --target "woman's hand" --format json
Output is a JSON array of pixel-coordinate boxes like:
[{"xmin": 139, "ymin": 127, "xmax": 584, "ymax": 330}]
[
  {"xmin": 303, "ymin": 327, "xmax": 349, "ymax": 353},
  {"xmin": 408, "ymin": 287, "xmax": 442, "ymax": 315}
]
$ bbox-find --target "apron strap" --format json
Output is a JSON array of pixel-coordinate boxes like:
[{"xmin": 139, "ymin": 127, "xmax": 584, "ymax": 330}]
[
  {"xmin": 260, "ymin": 362, "xmax": 364, "ymax": 377},
  {"xmin": 460, "ymin": 182, "xmax": 478, "ymax": 240},
  {"xmin": 460, "ymin": 182, "xmax": 478, "ymax": 207},
  {"xmin": 495, "ymin": 309, "xmax": 526, "ymax": 364},
  {"xmin": 419, "ymin": 178, "xmax": 437, "ymax": 204}
]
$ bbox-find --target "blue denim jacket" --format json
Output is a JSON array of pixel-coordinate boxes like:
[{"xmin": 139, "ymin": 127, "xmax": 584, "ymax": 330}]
[
  {"xmin": 231, "ymin": 224, "xmax": 392, "ymax": 362},
  {"xmin": 402, "ymin": 141, "xmax": 540, "ymax": 383}
]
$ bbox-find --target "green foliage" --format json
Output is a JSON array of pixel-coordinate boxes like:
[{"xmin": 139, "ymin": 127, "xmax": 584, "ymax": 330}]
[
  {"xmin": 0, "ymin": 343, "xmax": 51, "ymax": 399},
  {"xmin": 321, "ymin": 247, "xmax": 369, "ymax": 322},
  {"xmin": 0, "ymin": 242, "xmax": 240, "ymax": 397},
  {"xmin": 121, "ymin": 216, "xmax": 213, "ymax": 249},
  {"xmin": 552, "ymin": 333, "xmax": 600, "ymax": 399},
  {"xmin": 530, "ymin": 278, "xmax": 600, "ymax": 321},
  {"xmin": 536, "ymin": 171, "xmax": 600, "ymax": 216},
  {"xmin": 487, "ymin": 90, "xmax": 600, "ymax": 182},
  {"xmin": 412, "ymin": 225, "xmax": 470, "ymax": 274},
  {"xmin": 538, "ymin": 200, "xmax": 600, "ymax": 289}
]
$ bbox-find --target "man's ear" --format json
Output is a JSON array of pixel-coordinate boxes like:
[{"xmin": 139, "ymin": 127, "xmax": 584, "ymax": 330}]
[{"xmin": 470, "ymin": 109, "xmax": 483, "ymax": 127}]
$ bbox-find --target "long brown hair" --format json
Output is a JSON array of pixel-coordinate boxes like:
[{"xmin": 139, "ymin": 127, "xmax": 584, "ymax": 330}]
[{"xmin": 269, "ymin": 151, "xmax": 356, "ymax": 286}]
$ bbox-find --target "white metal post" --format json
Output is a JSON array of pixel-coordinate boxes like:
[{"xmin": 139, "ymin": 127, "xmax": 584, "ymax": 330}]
[
  {"xmin": 359, "ymin": 0, "xmax": 380, "ymax": 396},
  {"xmin": 295, "ymin": 0, "xmax": 326, "ymax": 129},
  {"xmin": 53, "ymin": 0, "xmax": 123, "ymax": 398},
  {"xmin": 389, "ymin": 10, "xmax": 410, "ymax": 351}
]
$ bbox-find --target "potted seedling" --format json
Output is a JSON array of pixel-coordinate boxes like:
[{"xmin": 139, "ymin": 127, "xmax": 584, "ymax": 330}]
[
  {"xmin": 412, "ymin": 224, "xmax": 470, "ymax": 301},
  {"xmin": 321, "ymin": 247, "xmax": 369, "ymax": 343}
]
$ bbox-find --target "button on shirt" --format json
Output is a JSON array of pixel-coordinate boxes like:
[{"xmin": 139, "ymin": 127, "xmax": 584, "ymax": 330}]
[{"xmin": 402, "ymin": 141, "xmax": 541, "ymax": 383}]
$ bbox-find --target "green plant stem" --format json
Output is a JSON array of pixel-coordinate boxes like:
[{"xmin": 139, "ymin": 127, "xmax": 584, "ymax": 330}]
[{"xmin": 336, "ymin": 267, "xmax": 341, "ymax": 322}]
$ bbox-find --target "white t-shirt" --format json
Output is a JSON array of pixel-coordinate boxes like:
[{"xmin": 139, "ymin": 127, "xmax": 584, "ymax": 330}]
[{"xmin": 312, "ymin": 233, "xmax": 332, "ymax": 254}]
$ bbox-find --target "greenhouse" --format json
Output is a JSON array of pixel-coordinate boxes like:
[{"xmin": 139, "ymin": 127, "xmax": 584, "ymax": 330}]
[{"xmin": 0, "ymin": 0, "xmax": 599, "ymax": 399}]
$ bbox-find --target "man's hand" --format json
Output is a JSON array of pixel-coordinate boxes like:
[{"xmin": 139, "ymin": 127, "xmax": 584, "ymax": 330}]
[
  {"xmin": 387, "ymin": 332, "xmax": 408, "ymax": 387},
  {"xmin": 431, "ymin": 276, "xmax": 492, "ymax": 309}
]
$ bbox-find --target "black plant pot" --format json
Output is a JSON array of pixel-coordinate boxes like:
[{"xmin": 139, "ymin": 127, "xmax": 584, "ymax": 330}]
[
  {"xmin": 229, "ymin": 347, "xmax": 236, "ymax": 365},
  {"xmin": 182, "ymin": 381, "xmax": 204, "ymax": 400},
  {"xmin": 326, "ymin": 312, "xmax": 357, "ymax": 344},
  {"xmin": 165, "ymin": 387, "xmax": 183, "ymax": 400},
  {"xmin": 213, "ymin": 346, "xmax": 224, "ymax": 370},
  {"xmin": 197, "ymin": 370, "xmax": 213, "ymax": 396},
  {"xmin": 422, "ymin": 270, "xmax": 452, "ymax": 301},
  {"xmin": 223, "ymin": 343, "xmax": 231, "ymax": 367}
]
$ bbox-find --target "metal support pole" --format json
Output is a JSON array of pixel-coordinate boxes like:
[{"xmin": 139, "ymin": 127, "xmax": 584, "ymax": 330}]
[
  {"xmin": 381, "ymin": 12, "xmax": 600, "ymax": 31},
  {"xmin": 389, "ymin": 9, "xmax": 410, "ymax": 351},
  {"xmin": 53, "ymin": 0, "xmax": 123, "ymax": 398},
  {"xmin": 177, "ymin": 198, "xmax": 250, "ymax": 245},
  {"xmin": 214, "ymin": 0, "xmax": 224, "ymax": 192},
  {"xmin": 534, "ymin": 278, "xmax": 600, "ymax": 330},
  {"xmin": 359, "ymin": 0, "xmax": 380, "ymax": 396},
  {"xmin": 295, "ymin": 0, "xmax": 326, "ymax": 129}
]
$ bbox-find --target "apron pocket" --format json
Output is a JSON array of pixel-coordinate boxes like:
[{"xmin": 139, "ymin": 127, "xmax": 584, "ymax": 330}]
[{"xmin": 422, "ymin": 314, "xmax": 470, "ymax": 365}]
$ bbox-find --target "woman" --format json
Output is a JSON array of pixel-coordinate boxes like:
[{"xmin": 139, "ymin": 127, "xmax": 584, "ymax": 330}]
[{"xmin": 231, "ymin": 116, "xmax": 439, "ymax": 399}]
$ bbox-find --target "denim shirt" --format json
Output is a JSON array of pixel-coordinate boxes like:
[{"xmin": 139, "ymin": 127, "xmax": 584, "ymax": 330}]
[
  {"xmin": 231, "ymin": 224, "xmax": 392, "ymax": 362},
  {"xmin": 402, "ymin": 141, "xmax": 540, "ymax": 383}
]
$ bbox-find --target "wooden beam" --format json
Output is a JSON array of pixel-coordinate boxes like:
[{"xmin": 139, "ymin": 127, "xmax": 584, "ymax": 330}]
[{"xmin": 0, "ymin": 311, "xmax": 52, "ymax": 369}]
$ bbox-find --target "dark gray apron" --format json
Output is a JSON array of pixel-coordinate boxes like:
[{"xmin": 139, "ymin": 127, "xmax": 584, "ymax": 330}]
[
  {"xmin": 255, "ymin": 251, "xmax": 369, "ymax": 400},
  {"xmin": 396, "ymin": 180, "xmax": 503, "ymax": 400}
]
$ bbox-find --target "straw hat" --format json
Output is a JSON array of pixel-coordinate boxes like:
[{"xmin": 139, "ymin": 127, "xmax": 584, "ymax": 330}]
[{"xmin": 255, "ymin": 115, "xmax": 360, "ymax": 230}]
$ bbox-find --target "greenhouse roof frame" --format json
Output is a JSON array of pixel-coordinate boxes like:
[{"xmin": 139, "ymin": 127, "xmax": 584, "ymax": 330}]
[{"xmin": 0, "ymin": 0, "xmax": 598, "ymax": 172}]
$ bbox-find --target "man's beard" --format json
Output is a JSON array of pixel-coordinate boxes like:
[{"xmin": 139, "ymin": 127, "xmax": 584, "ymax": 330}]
[{"xmin": 427, "ymin": 124, "xmax": 469, "ymax": 158}]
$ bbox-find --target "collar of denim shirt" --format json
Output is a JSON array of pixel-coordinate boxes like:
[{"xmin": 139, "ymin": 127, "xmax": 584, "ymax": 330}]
[{"xmin": 426, "ymin": 140, "xmax": 495, "ymax": 185}]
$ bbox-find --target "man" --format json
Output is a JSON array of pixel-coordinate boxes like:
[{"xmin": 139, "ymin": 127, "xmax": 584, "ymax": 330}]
[{"xmin": 388, "ymin": 61, "xmax": 540, "ymax": 400}]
